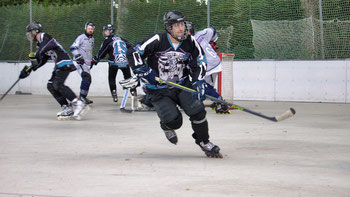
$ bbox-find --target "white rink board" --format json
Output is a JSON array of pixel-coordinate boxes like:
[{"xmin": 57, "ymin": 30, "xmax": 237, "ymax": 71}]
[
  {"xmin": 1, "ymin": 60, "xmax": 350, "ymax": 103},
  {"xmin": 0, "ymin": 62, "xmax": 138, "ymax": 97},
  {"xmin": 233, "ymin": 60, "xmax": 350, "ymax": 103}
]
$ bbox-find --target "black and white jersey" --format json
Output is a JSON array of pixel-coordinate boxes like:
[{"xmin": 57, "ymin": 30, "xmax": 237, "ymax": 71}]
[
  {"xmin": 96, "ymin": 34, "xmax": 132, "ymax": 68},
  {"xmin": 34, "ymin": 33, "xmax": 74, "ymax": 71},
  {"xmin": 127, "ymin": 32, "xmax": 207, "ymax": 87}
]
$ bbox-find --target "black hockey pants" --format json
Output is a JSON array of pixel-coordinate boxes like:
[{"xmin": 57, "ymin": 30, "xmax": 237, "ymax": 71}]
[
  {"xmin": 108, "ymin": 64, "xmax": 132, "ymax": 94},
  {"xmin": 47, "ymin": 69, "xmax": 77, "ymax": 106},
  {"xmin": 148, "ymin": 80, "xmax": 210, "ymax": 144}
]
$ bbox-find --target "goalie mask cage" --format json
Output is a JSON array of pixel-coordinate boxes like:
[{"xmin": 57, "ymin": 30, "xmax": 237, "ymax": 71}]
[{"xmin": 218, "ymin": 53, "xmax": 235, "ymax": 103}]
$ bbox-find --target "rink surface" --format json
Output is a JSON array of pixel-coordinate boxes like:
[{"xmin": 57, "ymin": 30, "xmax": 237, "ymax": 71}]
[{"xmin": 0, "ymin": 95, "xmax": 349, "ymax": 197}]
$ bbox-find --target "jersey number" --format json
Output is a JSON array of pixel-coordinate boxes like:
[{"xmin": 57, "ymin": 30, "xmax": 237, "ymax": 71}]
[{"xmin": 113, "ymin": 41, "xmax": 127, "ymax": 56}]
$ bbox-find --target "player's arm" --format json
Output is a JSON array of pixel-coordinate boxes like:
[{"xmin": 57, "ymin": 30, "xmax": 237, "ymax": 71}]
[
  {"xmin": 70, "ymin": 35, "xmax": 84, "ymax": 64},
  {"xmin": 189, "ymin": 36, "xmax": 207, "ymax": 82},
  {"xmin": 95, "ymin": 37, "xmax": 113, "ymax": 62},
  {"xmin": 32, "ymin": 35, "xmax": 52, "ymax": 71},
  {"xmin": 188, "ymin": 36, "xmax": 208, "ymax": 101},
  {"xmin": 126, "ymin": 34, "xmax": 160, "ymax": 84}
]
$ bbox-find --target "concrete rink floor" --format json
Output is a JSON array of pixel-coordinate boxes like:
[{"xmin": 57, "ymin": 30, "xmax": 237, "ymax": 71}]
[{"xmin": 0, "ymin": 95, "xmax": 349, "ymax": 197}]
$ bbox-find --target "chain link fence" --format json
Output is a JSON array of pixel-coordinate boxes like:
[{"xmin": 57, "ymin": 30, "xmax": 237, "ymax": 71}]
[{"xmin": 0, "ymin": 0, "xmax": 350, "ymax": 61}]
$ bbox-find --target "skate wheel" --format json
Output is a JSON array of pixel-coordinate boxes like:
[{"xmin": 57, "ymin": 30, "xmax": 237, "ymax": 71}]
[{"xmin": 205, "ymin": 152, "xmax": 223, "ymax": 158}]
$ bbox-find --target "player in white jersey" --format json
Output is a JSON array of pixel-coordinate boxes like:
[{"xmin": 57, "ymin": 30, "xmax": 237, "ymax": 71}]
[
  {"xmin": 70, "ymin": 22, "xmax": 95, "ymax": 104},
  {"xmin": 189, "ymin": 24, "xmax": 231, "ymax": 114}
]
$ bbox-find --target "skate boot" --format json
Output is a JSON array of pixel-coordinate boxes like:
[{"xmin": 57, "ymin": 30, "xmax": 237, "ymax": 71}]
[
  {"xmin": 112, "ymin": 90, "xmax": 118, "ymax": 103},
  {"xmin": 163, "ymin": 129, "xmax": 178, "ymax": 145},
  {"xmin": 57, "ymin": 104, "xmax": 74, "ymax": 120},
  {"xmin": 199, "ymin": 141, "xmax": 223, "ymax": 158},
  {"xmin": 72, "ymin": 98, "xmax": 88, "ymax": 120},
  {"xmin": 215, "ymin": 104, "xmax": 231, "ymax": 114},
  {"xmin": 210, "ymin": 102, "xmax": 218, "ymax": 111},
  {"xmin": 81, "ymin": 97, "xmax": 93, "ymax": 105}
]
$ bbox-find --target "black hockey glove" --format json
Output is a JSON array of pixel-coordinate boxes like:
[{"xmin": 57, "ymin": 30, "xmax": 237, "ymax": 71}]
[
  {"xmin": 75, "ymin": 54, "xmax": 84, "ymax": 65},
  {"xmin": 19, "ymin": 65, "xmax": 32, "ymax": 79},
  {"xmin": 90, "ymin": 56, "xmax": 98, "ymax": 69},
  {"xmin": 192, "ymin": 80, "xmax": 207, "ymax": 102}
]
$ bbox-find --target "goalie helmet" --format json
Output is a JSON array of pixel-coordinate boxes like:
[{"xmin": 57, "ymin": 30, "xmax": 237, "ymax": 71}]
[
  {"xmin": 26, "ymin": 22, "xmax": 42, "ymax": 41},
  {"xmin": 163, "ymin": 11, "xmax": 188, "ymax": 41}
]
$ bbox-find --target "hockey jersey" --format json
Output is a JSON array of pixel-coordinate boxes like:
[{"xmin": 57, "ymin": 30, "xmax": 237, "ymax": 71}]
[
  {"xmin": 127, "ymin": 32, "xmax": 207, "ymax": 88},
  {"xmin": 194, "ymin": 28, "xmax": 221, "ymax": 75},
  {"xmin": 70, "ymin": 33, "xmax": 94, "ymax": 67},
  {"xmin": 33, "ymin": 33, "xmax": 74, "ymax": 71},
  {"xmin": 96, "ymin": 34, "xmax": 132, "ymax": 68}
]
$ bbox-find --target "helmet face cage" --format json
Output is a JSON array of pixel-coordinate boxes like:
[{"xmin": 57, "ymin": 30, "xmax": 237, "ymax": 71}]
[
  {"xmin": 26, "ymin": 22, "xmax": 42, "ymax": 41},
  {"xmin": 163, "ymin": 11, "xmax": 188, "ymax": 42},
  {"xmin": 85, "ymin": 22, "xmax": 95, "ymax": 30}
]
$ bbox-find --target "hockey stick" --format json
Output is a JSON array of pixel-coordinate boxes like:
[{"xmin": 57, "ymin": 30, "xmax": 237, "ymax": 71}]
[
  {"xmin": 120, "ymin": 88, "xmax": 133, "ymax": 113},
  {"xmin": 0, "ymin": 65, "xmax": 31, "ymax": 102},
  {"xmin": 155, "ymin": 77, "xmax": 296, "ymax": 122}
]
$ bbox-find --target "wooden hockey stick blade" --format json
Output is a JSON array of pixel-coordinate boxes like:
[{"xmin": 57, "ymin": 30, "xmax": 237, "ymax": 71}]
[
  {"xmin": 155, "ymin": 77, "xmax": 296, "ymax": 122},
  {"xmin": 274, "ymin": 108, "xmax": 296, "ymax": 122}
]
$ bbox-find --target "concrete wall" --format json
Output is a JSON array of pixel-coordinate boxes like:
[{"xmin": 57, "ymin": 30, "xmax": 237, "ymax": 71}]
[{"xmin": 1, "ymin": 60, "xmax": 349, "ymax": 103}]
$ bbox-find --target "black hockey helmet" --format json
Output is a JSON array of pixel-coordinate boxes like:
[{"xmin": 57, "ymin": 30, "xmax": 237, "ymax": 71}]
[
  {"xmin": 103, "ymin": 24, "xmax": 115, "ymax": 37},
  {"xmin": 163, "ymin": 11, "xmax": 188, "ymax": 41},
  {"xmin": 26, "ymin": 22, "xmax": 42, "ymax": 41},
  {"xmin": 85, "ymin": 21, "xmax": 95, "ymax": 30},
  {"xmin": 103, "ymin": 24, "xmax": 115, "ymax": 32},
  {"xmin": 26, "ymin": 22, "xmax": 42, "ymax": 33}
]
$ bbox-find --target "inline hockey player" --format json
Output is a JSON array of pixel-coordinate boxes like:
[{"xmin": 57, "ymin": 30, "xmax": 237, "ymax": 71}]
[
  {"xmin": 188, "ymin": 23, "xmax": 231, "ymax": 114},
  {"xmin": 126, "ymin": 11, "xmax": 223, "ymax": 158},
  {"xmin": 70, "ymin": 22, "xmax": 95, "ymax": 104},
  {"xmin": 22, "ymin": 22, "xmax": 87, "ymax": 120},
  {"xmin": 94, "ymin": 24, "xmax": 136, "ymax": 103}
]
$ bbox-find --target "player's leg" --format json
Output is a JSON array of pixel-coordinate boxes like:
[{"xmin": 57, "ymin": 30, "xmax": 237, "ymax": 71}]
[
  {"xmin": 47, "ymin": 72, "xmax": 73, "ymax": 118},
  {"xmin": 79, "ymin": 64, "xmax": 93, "ymax": 104},
  {"xmin": 178, "ymin": 81, "xmax": 223, "ymax": 158},
  {"xmin": 149, "ymin": 90, "xmax": 182, "ymax": 145},
  {"xmin": 108, "ymin": 64, "xmax": 118, "ymax": 102},
  {"xmin": 53, "ymin": 69, "xmax": 87, "ymax": 119}
]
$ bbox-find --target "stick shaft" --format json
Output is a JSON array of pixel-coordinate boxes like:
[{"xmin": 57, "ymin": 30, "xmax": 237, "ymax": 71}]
[
  {"xmin": 0, "ymin": 78, "xmax": 21, "ymax": 102},
  {"xmin": 156, "ymin": 78, "xmax": 283, "ymax": 122}
]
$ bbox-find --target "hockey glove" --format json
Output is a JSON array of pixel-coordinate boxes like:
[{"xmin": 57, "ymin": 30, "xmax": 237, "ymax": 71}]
[
  {"xmin": 29, "ymin": 52, "xmax": 38, "ymax": 67},
  {"xmin": 192, "ymin": 80, "xmax": 207, "ymax": 102},
  {"xmin": 19, "ymin": 65, "xmax": 32, "ymax": 79},
  {"xmin": 75, "ymin": 54, "xmax": 84, "ymax": 65},
  {"xmin": 132, "ymin": 65, "xmax": 158, "ymax": 85},
  {"xmin": 119, "ymin": 75, "xmax": 139, "ymax": 90}
]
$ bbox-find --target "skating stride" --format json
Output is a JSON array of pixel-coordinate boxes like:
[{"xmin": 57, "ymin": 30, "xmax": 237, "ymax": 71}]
[
  {"xmin": 23, "ymin": 22, "xmax": 88, "ymax": 120},
  {"xmin": 126, "ymin": 11, "xmax": 223, "ymax": 158}
]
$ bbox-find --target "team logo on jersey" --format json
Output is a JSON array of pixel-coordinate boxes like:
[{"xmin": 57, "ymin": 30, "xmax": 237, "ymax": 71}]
[{"xmin": 158, "ymin": 51, "xmax": 187, "ymax": 83}]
